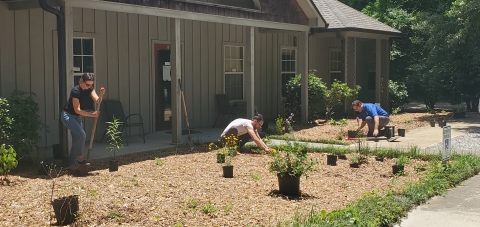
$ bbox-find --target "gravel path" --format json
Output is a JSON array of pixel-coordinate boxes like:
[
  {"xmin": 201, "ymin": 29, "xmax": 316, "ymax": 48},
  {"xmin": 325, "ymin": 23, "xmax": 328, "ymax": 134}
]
[{"xmin": 426, "ymin": 129, "xmax": 480, "ymax": 154}]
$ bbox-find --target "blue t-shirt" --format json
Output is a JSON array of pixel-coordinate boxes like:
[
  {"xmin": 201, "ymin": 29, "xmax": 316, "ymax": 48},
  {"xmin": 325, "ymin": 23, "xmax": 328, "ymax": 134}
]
[{"xmin": 358, "ymin": 103, "xmax": 389, "ymax": 120}]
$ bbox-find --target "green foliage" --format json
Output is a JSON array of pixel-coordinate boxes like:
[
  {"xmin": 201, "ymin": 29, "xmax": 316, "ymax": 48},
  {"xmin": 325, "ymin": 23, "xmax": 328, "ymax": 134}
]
[
  {"xmin": 201, "ymin": 200, "xmax": 218, "ymax": 216},
  {"xmin": 329, "ymin": 118, "xmax": 348, "ymax": 125},
  {"xmin": 106, "ymin": 117, "xmax": 124, "ymax": 160},
  {"xmin": 395, "ymin": 156, "xmax": 409, "ymax": 166},
  {"xmin": 0, "ymin": 144, "xmax": 18, "ymax": 177},
  {"xmin": 286, "ymin": 153, "xmax": 480, "ymax": 226},
  {"xmin": 6, "ymin": 90, "xmax": 48, "ymax": 158},
  {"xmin": 324, "ymin": 80, "xmax": 360, "ymax": 120},
  {"xmin": 251, "ymin": 172, "xmax": 261, "ymax": 180},
  {"xmin": 266, "ymin": 135, "xmax": 350, "ymax": 146},
  {"xmin": 284, "ymin": 71, "xmax": 327, "ymax": 121},
  {"xmin": 269, "ymin": 142, "xmax": 318, "ymax": 178},
  {"xmin": 155, "ymin": 157, "xmax": 164, "ymax": 166},
  {"xmin": 107, "ymin": 210, "xmax": 122, "ymax": 220},
  {"xmin": 209, "ymin": 135, "xmax": 239, "ymax": 166},
  {"xmin": 389, "ymin": 80, "xmax": 409, "ymax": 112},
  {"xmin": 275, "ymin": 113, "xmax": 294, "ymax": 135},
  {"xmin": 0, "ymin": 98, "xmax": 12, "ymax": 145},
  {"xmin": 348, "ymin": 153, "xmax": 364, "ymax": 164}
]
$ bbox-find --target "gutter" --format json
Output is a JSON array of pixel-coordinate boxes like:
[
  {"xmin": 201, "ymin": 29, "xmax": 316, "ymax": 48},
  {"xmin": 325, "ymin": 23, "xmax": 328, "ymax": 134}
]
[{"xmin": 39, "ymin": 0, "xmax": 69, "ymax": 157}]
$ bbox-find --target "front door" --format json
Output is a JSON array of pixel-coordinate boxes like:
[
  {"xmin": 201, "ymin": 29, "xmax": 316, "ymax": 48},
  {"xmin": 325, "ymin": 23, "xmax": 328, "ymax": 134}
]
[{"xmin": 155, "ymin": 44, "xmax": 172, "ymax": 131}]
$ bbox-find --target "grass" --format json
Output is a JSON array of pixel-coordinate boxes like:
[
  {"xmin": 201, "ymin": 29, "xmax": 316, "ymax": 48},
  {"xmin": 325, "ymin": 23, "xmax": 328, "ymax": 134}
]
[
  {"xmin": 266, "ymin": 135, "xmax": 350, "ymax": 146},
  {"xmin": 282, "ymin": 152, "xmax": 480, "ymax": 226}
]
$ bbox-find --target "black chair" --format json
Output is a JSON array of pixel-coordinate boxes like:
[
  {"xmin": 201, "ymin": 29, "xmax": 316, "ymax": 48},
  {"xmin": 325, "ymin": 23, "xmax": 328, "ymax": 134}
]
[
  {"xmin": 213, "ymin": 94, "xmax": 236, "ymax": 128},
  {"xmin": 101, "ymin": 99, "xmax": 145, "ymax": 145}
]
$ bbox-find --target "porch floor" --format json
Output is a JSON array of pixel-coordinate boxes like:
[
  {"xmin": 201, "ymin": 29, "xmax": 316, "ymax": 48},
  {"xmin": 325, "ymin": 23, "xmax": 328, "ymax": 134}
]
[{"xmin": 42, "ymin": 127, "xmax": 225, "ymax": 162}]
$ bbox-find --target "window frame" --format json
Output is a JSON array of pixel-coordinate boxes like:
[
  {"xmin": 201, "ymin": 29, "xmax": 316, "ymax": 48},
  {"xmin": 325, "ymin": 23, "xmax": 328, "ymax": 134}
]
[
  {"xmin": 329, "ymin": 49, "xmax": 342, "ymax": 83},
  {"xmin": 73, "ymin": 37, "xmax": 96, "ymax": 86},
  {"xmin": 280, "ymin": 46, "xmax": 297, "ymax": 97},
  {"xmin": 223, "ymin": 44, "xmax": 245, "ymax": 101}
]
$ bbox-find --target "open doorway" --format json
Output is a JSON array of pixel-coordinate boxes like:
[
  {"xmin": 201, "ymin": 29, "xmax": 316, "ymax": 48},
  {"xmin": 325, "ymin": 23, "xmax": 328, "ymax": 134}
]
[{"xmin": 155, "ymin": 44, "xmax": 172, "ymax": 131}]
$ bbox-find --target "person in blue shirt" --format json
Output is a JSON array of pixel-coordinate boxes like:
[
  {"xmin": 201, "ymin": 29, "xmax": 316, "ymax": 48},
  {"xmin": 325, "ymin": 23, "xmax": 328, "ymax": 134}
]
[{"xmin": 351, "ymin": 100, "xmax": 390, "ymax": 137}]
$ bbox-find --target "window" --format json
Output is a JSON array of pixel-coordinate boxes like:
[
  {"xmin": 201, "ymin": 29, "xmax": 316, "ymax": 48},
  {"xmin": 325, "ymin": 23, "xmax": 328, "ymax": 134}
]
[
  {"xmin": 224, "ymin": 45, "xmax": 244, "ymax": 100},
  {"xmin": 73, "ymin": 38, "xmax": 95, "ymax": 86},
  {"xmin": 330, "ymin": 50, "xmax": 342, "ymax": 83},
  {"xmin": 281, "ymin": 48, "xmax": 296, "ymax": 96}
]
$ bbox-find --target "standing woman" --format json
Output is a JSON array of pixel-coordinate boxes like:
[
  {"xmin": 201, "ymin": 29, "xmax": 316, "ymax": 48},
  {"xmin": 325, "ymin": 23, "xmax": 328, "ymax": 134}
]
[{"xmin": 61, "ymin": 73, "xmax": 105, "ymax": 170}]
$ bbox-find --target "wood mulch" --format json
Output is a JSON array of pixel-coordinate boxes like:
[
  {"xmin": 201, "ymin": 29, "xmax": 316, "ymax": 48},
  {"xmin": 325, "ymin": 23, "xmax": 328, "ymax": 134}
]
[{"xmin": 0, "ymin": 112, "xmax": 443, "ymax": 226}]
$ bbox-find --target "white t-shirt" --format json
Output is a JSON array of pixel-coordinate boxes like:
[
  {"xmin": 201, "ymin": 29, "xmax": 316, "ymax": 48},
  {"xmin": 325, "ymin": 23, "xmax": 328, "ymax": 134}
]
[{"xmin": 220, "ymin": 118, "xmax": 254, "ymax": 137}]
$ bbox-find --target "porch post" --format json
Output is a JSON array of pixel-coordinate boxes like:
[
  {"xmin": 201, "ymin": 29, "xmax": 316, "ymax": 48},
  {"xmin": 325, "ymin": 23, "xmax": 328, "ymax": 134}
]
[
  {"xmin": 170, "ymin": 18, "xmax": 182, "ymax": 144},
  {"xmin": 344, "ymin": 37, "xmax": 356, "ymax": 111},
  {"xmin": 375, "ymin": 39, "xmax": 381, "ymax": 103},
  {"xmin": 245, "ymin": 26, "xmax": 255, "ymax": 119},
  {"xmin": 63, "ymin": 2, "xmax": 74, "ymax": 155},
  {"xmin": 380, "ymin": 39, "xmax": 390, "ymax": 110},
  {"xmin": 299, "ymin": 31, "xmax": 309, "ymax": 124}
]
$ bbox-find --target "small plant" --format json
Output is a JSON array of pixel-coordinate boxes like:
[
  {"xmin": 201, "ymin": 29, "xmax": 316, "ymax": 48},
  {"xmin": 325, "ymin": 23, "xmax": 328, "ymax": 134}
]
[
  {"xmin": 210, "ymin": 135, "xmax": 239, "ymax": 166},
  {"xmin": 106, "ymin": 117, "xmax": 124, "ymax": 160},
  {"xmin": 0, "ymin": 98, "xmax": 12, "ymax": 145},
  {"xmin": 0, "ymin": 144, "xmax": 18, "ymax": 182},
  {"xmin": 329, "ymin": 118, "xmax": 348, "ymax": 125},
  {"xmin": 225, "ymin": 202, "xmax": 233, "ymax": 215},
  {"xmin": 155, "ymin": 157, "xmax": 164, "ymax": 166},
  {"xmin": 395, "ymin": 156, "xmax": 409, "ymax": 166},
  {"xmin": 202, "ymin": 200, "xmax": 218, "ymax": 216},
  {"xmin": 107, "ymin": 210, "xmax": 122, "ymax": 220},
  {"xmin": 404, "ymin": 119, "xmax": 412, "ymax": 123},
  {"xmin": 275, "ymin": 113, "xmax": 294, "ymax": 135},
  {"xmin": 269, "ymin": 142, "xmax": 318, "ymax": 178},
  {"xmin": 349, "ymin": 153, "xmax": 363, "ymax": 164},
  {"xmin": 188, "ymin": 199, "xmax": 198, "ymax": 210},
  {"xmin": 251, "ymin": 172, "xmax": 261, "ymax": 180},
  {"xmin": 324, "ymin": 80, "xmax": 361, "ymax": 120}
]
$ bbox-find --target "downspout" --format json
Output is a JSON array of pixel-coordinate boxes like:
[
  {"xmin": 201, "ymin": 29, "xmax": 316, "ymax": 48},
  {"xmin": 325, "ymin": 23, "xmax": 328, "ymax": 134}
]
[{"xmin": 39, "ymin": 0, "xmax": 69, "ymax": 157}]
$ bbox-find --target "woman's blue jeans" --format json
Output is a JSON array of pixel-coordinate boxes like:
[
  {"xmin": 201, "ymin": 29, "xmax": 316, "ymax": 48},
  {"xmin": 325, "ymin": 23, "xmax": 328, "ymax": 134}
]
[{"xmin": 61, "ymin": 111, "xmax": 86, "ymax": 166}]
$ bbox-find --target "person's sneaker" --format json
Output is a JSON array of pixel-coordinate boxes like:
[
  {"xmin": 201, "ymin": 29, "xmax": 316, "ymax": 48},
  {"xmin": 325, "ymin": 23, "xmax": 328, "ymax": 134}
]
[{"xmin": 77, "ymin": 160, "xmax": 90, "ymax": 165}]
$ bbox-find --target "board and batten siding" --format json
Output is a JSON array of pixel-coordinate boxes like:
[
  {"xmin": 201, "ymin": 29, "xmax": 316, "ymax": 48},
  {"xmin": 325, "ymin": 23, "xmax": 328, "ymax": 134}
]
[
  {"xmin": 0, "ymin": 3, "xmax": 298, "ymax": 147},
  {"xmin": 309, "ymin": 36, "xmax": 342, "ymax": 85}
]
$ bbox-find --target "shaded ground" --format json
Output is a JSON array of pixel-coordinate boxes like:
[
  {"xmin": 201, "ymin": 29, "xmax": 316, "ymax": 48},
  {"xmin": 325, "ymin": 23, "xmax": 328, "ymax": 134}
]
[{"xmin": 0, "ymin": 146, "xmax": 429, "ymax": 226}]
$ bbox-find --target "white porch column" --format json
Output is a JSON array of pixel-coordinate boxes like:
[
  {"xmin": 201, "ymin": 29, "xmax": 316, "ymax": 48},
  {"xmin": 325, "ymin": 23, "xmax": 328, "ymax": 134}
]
[
  {"xmin": 299, "ymin": 31, "xmax": 309, "ymax": 124},
  {"xmin": 375, "ymin": 39, "xmax": 381, "ymax": 103},
  {"xmin": 245, "ymin": 26, "xmax": 255, "ymax": 119},
  {"xmin": 170, "ymin": 18, "xmax": 182, "ymax": 144}
]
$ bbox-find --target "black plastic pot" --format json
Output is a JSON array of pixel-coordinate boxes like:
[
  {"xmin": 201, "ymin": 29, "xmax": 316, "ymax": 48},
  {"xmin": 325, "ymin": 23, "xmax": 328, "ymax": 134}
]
[
  {"xmin": 398, "ymin": 129, "xmax": 406, "ymax": 137},
  {"xmin": 392, "ymin": 165, "xmax": 404, "ymax": 175},
  {"xmin": 51, "ymin": 195, "xmax": 79, "ymax": 225},
  {"xmin": 327, "ymin": 154, "xmax": 338, "ymax": 166},
  {"xmin": 337, "ymin": 154, "xmax": 347, "ymax": 160},
  {"xmin": 222, "ymin": 166, "xmax": 233, "ymax": 178},
  {"xmin": 438, "ymin": 120, "xmax": 447, "ymax": 127},
  {"xmin": 350, "ymin": 163, "xmax": 360, "ymax": 168},
  {"xmin": 109, "ymin": 160, "xmax": 118, "ymax": 172},
  {"xmin": 375, "ymin": 156, "xmax": 384, "ymax": 162},
  {"xmin": 430, "ymin": 121, "xmax": 435, "ymax": 127},
  {"xmin": 277, "ymin": 174, "xmax": 300, "ymax": 196},
  {"xmin": 347, "ymin": 130, "xmax": 357, "ymax": 138}
]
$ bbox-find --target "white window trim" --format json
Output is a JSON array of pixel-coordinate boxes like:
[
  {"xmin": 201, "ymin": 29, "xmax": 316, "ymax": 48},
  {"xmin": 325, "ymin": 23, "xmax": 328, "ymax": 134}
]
[
  {"xmin": 329, "ymin": 49, "xmax": 341, "ymax": 74},
  {"xmin": 280, "ymin": 46, "xmax": 297, "ymax": 96},
  {"xmin": 223, "ymin": 43, "xmax": 245, "ymax": 101}
]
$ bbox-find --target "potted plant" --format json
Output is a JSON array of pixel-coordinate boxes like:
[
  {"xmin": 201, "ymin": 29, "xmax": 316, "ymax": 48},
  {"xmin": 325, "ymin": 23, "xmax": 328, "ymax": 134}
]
[
  {"xmin": 106, "ymin": 117, "xmax": 124, "ymax": 172},
  {"xmin": 210, "ymin": 135, "xmax": 239, "ymax": 178},
  {"xmin": 326, "ymin": 149, "xmax": 338, "ymax": 166},
  {"xmin": 348, "ymin": 117, "xmax": 361, "ymax": 138},
  {"xmin": 393, "ymin": 156, "xmax": 409, "ymax": 175},
  {"xmin": 375, "ymin": 149, "xmax": 385, "ymax": 162},
  {"xmin": 349, "ymin": 153, "xmax": 362, "ymax": 168},
  {"xmin": 269, "ymin": 142, "xmax": 317, "ymax": 196}
]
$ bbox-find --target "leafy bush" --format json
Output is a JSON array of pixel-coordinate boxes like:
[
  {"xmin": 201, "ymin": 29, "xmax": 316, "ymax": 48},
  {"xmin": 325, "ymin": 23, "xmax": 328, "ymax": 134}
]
[
  {"xmin": 0, "ymin": 144, "xmax": 18, "ymax": 178},
  {"xmin": 284, "ymin": 71, "xmax": 327, "ymax": 121},
  {"xmin": 389, "ymin": 80, "xmax": 409, "ymax": 113},
  {"xmin": 324, "ymin": 80, "xmax": 361, "ymax": 120},
  {"xmin": 269, "ymin": 142, "xmax": 317, "ymax": 178},
  {"xmin": 0, "ymin": 98, "xmax": 12, "ymax": 145},
  {"xmin": 7, "ymin": 91, "xmax": 48, "ymax": 158}
]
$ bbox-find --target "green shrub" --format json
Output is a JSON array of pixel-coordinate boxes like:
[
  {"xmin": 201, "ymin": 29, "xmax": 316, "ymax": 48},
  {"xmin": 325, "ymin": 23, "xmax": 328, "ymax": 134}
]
[
  {"xmin": 0, "ymin": 144, "xmax": 18, "ymax": 177},
  {"xmin": 7, "ymin": 91, "xmax": 48, "ymax": 158},
  {"xmin": 389, "ymin": 80, "xmax": 409, "ymax": 113},
  {"xmin": 324, "ymin": 80, "xmax": 361, "ymax": 120},
  {"xmin": 106, "ymin": 117, "xmax": 124, "ymax": 160},
  {"xmin": 0, "ymin": 98, "xmax": 13, "ymax": 145},
  {"xmin": 284, "ymin": 71, "xmax": 327, "ymax": 121}
]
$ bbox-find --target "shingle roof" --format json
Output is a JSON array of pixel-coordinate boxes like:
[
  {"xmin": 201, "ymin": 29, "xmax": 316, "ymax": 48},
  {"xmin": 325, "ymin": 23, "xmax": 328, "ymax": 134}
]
[{"xmin": 311, "ymin": 0, "xmax": 401, "ymax": 35}]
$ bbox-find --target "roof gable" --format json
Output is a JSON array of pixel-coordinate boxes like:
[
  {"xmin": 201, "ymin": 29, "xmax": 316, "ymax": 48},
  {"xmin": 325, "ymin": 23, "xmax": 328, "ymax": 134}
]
[{"xmin": 312, "ymin": 0, "xmax": 401, "ymax": 35}]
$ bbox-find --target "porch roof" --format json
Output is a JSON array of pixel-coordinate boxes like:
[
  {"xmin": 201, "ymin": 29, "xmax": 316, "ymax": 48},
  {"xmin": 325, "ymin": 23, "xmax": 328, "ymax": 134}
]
[{"xmin": 311, "ymin": 0, "xmax": 402, "ymax": 36}]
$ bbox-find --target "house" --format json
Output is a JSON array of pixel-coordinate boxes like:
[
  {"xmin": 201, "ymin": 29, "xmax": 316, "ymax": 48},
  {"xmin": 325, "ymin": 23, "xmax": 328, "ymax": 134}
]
[{"xmin": 0, "ymin": 0, "xmax": 400, "ymax": 149}]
